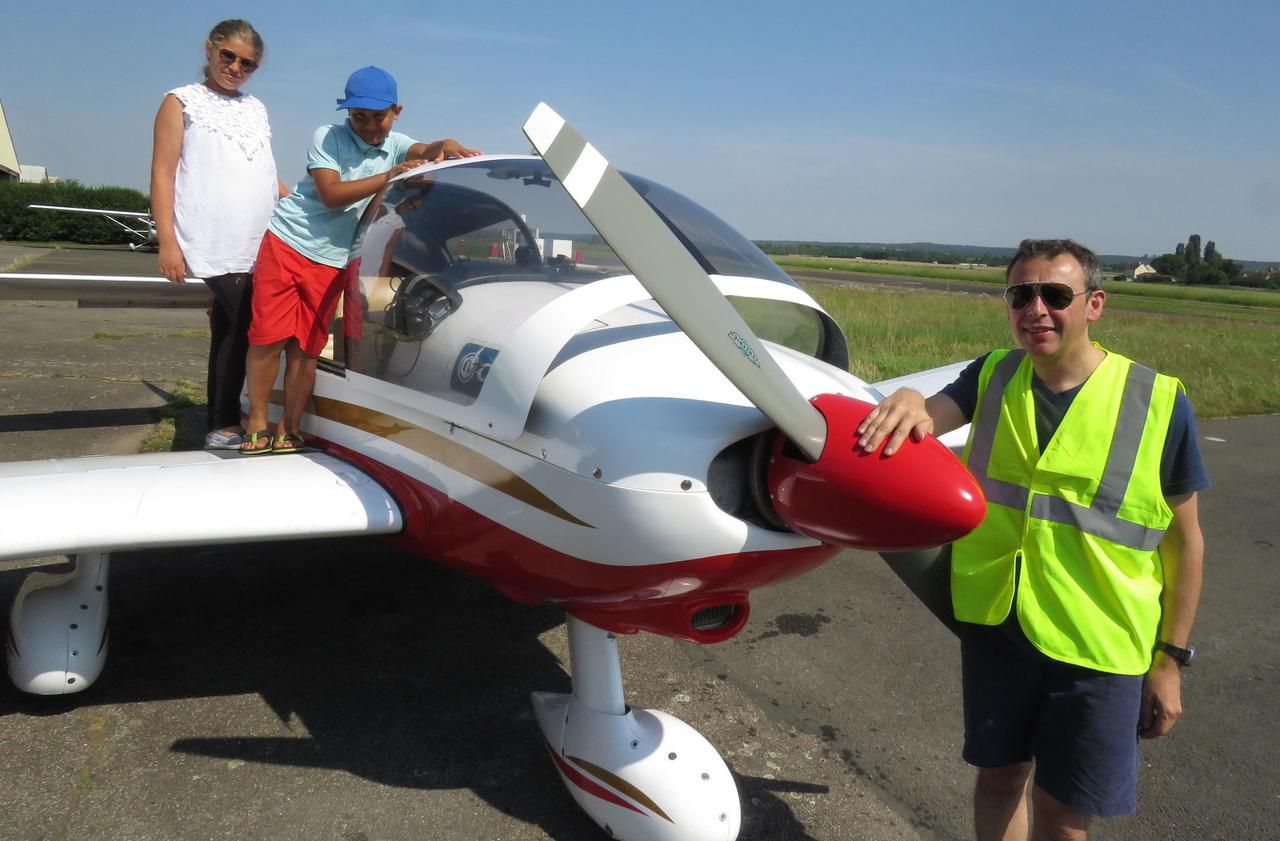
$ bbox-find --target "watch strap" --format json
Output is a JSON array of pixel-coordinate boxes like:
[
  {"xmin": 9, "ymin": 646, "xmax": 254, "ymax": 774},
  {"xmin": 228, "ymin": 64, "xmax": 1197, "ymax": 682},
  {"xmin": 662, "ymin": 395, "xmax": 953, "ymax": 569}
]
[{"xmin": 1156, "ymin": 640, "xmax": 1194, "ymax": 667}]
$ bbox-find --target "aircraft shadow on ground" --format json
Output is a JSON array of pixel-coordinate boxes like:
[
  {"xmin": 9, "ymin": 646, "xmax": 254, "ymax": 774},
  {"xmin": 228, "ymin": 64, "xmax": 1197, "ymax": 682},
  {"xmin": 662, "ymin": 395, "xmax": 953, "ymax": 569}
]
[
  {"xmin": 0, "ymin": 537, "xmax": 821, "ymax": 840},
  {"xmin": 0, "ymin": 407, "xmax": 167, "ymax": 433},
  {"xmin": 0, "ymin": 380, "xmax": 205, "ymax": 444}
]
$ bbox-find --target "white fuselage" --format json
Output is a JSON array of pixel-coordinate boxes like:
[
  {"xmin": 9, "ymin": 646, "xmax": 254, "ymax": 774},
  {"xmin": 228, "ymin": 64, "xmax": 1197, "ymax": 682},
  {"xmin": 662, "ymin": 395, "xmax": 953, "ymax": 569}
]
[{"xmin": 295, "ymin": 273, "xmax": 870, "ymax": 618}]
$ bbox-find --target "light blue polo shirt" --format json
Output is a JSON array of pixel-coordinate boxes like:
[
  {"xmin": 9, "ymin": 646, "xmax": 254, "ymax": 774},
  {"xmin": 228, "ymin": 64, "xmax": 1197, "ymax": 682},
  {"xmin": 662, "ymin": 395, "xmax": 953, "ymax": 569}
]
[{"xmin": 268, "ymin": 121, "xmax": 417, "ymax": 267}]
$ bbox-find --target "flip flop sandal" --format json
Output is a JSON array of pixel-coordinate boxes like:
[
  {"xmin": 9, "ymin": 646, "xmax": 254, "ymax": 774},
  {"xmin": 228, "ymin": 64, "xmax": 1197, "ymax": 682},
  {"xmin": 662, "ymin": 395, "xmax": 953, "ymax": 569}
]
[
  {"xmin": 271, "ymin": 432, "xmax": 306, "ymax": 455},
  {"xmin": 239, "ymin": 430, "xmax": 275, "ymax": 455}
]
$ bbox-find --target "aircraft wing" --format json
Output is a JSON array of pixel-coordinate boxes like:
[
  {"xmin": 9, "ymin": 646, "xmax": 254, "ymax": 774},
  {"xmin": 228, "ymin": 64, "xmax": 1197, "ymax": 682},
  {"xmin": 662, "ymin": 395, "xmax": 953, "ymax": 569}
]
[
  {"xmin": 0, "ymin": 451, "xmax": 402, "ymax": 562},
  {"xmin": 872, "ymin": 360, "xmax": 972, "ymax": 450},
  {"xmin": 27, "ymin": 205, "xmax": 157, "ymax": 250},
  {"xmin": 27, "ymin": 204, "xmax": 152, "ymax": 220},
  {"xmin": 0, "ymin": 273, "xmax": 209, "ymax": 307}
]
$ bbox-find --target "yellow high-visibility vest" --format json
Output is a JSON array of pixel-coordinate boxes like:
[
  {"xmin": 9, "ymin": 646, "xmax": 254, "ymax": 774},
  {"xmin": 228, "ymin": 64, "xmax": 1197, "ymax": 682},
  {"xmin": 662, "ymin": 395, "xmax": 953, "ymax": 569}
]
[{"xmin": 952, "ymin": 347, "xmax": 1181, "ymax": 674}]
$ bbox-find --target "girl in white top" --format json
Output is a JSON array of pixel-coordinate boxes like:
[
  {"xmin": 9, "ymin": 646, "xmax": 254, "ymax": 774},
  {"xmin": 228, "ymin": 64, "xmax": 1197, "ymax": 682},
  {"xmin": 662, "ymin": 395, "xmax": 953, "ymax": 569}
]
[{"xmin": 150, "ymin": 19, "xmax": 283, "ymax": 449}]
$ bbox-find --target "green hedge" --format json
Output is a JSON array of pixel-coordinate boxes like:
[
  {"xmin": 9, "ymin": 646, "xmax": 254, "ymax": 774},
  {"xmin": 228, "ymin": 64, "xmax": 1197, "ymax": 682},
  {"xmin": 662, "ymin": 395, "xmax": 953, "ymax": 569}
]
[{"xmin": 0, "ymin": 181, "xmax": 150, "ymax": 244}]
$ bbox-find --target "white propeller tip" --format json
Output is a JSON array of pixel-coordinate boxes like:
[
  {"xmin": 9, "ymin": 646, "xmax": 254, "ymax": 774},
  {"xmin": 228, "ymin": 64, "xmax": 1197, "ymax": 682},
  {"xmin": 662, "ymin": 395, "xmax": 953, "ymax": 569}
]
[{"xmin": 522, "ymin": 103, "xmax": 565, "ymax": 155}]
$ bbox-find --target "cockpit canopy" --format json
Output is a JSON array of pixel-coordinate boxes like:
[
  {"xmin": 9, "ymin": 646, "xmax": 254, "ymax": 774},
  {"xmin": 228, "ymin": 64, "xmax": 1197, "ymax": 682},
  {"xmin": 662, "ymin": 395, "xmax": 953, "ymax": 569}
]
[
  {"xmin": 356, "ymin": 156, "xmax": 802, "ymax": 285},
  {"xmin": 339, "ymin": 156, "xmax": 848, "ymax": 426}
]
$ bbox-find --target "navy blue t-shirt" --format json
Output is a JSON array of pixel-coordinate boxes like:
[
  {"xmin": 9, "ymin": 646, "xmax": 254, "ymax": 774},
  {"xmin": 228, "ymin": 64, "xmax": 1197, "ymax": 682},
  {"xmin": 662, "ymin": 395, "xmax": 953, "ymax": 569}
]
[{"xmin": 940, "ymin": 353, "xmax": 1211, "ymax": 497}]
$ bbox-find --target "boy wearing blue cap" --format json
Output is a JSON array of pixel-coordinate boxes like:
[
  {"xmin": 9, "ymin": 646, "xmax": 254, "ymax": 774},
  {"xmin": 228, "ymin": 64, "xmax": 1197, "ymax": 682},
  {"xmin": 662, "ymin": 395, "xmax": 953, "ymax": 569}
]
[{"xmin": 242, "ymin": 66, "xmax": 479, "ymax": 454}]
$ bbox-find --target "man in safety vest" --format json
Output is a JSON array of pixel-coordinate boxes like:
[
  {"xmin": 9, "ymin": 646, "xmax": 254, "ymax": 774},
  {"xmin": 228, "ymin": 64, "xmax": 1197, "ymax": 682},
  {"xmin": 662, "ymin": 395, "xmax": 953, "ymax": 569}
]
[{"xmin": 857, "ymin": 239, "xmax": 1208, "ymax": 841}]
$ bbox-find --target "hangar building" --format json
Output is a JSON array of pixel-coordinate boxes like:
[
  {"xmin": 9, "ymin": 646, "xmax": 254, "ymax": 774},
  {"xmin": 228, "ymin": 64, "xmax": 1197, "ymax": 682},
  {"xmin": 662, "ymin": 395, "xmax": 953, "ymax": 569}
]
[
  {"xmin": 0, "ymin": 100, "xmax": 54, "ymax": 182},
  {"xmin": 0, "ymin": 99, "xmax": 19, "ymax": 181}
]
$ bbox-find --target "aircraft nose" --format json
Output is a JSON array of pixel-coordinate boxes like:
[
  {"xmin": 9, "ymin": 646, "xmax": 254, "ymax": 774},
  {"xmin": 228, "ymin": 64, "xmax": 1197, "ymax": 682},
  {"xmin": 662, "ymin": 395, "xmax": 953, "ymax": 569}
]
[{"xmin": 766, "ymin": 393, "xmax": 986, "ymax": 551}]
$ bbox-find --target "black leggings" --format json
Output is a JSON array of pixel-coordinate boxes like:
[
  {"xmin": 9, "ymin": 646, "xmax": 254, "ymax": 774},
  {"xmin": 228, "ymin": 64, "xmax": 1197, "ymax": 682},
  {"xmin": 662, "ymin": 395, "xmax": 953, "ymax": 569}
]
[{"xmin": 203, "ymin": 272, "xmax": 253, "ymax": 431}]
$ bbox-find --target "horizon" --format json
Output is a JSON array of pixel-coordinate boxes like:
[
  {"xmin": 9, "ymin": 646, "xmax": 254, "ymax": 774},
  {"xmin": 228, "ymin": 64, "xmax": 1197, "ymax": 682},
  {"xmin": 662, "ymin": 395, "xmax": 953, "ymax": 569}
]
[
  {"xmin": 2, "ymin": 1, "xmax": 1276, "ymax": 262},
  {"xmin": 750, "ymin": 238, "xmax": 1280, "ymax": 266}
]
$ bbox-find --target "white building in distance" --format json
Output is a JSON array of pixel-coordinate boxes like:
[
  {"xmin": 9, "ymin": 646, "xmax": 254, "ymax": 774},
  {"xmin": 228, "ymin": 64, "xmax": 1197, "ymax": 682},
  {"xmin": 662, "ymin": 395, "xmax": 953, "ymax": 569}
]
[
  {"xmin": 1125, "ymin": 262, "xmax": 1158, "ymax": 281},
  {"xmin": 19, "ymin": 164, "xmax": 51, "ymax": 183}
]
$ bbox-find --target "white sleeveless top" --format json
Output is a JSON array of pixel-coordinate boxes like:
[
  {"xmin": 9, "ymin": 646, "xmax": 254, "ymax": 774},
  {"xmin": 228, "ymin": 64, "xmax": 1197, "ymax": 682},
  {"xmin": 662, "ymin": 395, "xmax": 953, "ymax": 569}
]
[{"xmin": 168, "ymin": 82, "xmax": 277, "ymax": 278}]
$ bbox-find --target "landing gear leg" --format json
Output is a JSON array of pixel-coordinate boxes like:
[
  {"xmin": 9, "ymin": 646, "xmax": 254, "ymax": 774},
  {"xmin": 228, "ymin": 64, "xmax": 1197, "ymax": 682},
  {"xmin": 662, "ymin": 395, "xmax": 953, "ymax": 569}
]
[
  {"xmin": 7, "ymin": 552, "xmax": 110, "ymax": 694},
  {"xmin": 532, "ymin": 615, "xmax": 741, "ymax": 841}
]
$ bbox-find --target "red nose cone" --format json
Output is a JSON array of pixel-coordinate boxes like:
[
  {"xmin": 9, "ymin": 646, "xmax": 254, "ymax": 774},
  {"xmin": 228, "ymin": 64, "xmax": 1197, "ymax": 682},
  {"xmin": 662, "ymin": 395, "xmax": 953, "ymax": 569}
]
[{"xmin": 767, "ymin": 394, "xmax": 986, "ymax": 551}]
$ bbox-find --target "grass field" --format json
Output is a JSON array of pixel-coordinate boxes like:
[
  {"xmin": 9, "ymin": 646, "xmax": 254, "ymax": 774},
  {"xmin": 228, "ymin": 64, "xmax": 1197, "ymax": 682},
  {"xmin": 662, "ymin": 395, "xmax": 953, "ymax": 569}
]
[
  {"xmin": 801, "ymin": 282, "xmax": 1280, "ymax": 419},
  {"xmin": 775, "ymin": 256, "xmax": 1280, "ymax": 310},
  {"xmin": 795, "ymin": 268, "xmax": 1280, "ymax": 326}
]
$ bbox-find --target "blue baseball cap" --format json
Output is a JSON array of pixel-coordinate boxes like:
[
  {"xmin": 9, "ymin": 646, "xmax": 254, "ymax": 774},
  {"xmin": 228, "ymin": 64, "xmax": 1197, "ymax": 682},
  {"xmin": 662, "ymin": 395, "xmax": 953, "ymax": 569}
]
[{"xmin": 336, "ymin": 66, "xmax": 398, "ymax": 110}]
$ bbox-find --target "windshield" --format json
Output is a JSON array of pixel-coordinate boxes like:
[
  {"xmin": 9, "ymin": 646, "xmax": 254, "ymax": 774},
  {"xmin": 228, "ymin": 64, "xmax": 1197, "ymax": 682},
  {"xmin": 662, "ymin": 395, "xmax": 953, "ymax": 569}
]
[
  {"xmin": 354, "ymin": 157, "xmax": 798, "ymax": 287},
  {"xmin": 622, "ymin": 172, "xmax": 795, "ymax": 284}
]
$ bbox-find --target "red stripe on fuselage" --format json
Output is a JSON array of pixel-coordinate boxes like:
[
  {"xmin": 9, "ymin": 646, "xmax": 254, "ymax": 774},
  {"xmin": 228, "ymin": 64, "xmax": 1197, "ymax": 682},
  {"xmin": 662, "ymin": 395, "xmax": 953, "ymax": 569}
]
[{"xmin": 316, "ymin": 439, "xmax": 838, "ymax": 632}]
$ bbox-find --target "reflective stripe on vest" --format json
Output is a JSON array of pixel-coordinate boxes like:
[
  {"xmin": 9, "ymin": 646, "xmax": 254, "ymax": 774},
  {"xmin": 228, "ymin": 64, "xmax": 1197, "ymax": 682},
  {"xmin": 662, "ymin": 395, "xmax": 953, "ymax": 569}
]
[
  {"xmin": 967, "ymin": 350, "xmax": 1030, "ymax": 511},
  {"xmin": 967, "ymin": 351, "xmax": 1164, "ymax": 551}
]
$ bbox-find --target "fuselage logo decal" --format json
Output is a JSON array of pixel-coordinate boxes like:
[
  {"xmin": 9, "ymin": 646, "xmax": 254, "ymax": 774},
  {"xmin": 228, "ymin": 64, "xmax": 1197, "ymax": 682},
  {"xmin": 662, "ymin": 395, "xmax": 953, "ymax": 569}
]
[
  {"xmin": 451, "ymin": 343, "xmax": 499, "ymax": 398},
  {"xmin": 727, "ymin": 330, "xmax": 761, "ymax": 368}
]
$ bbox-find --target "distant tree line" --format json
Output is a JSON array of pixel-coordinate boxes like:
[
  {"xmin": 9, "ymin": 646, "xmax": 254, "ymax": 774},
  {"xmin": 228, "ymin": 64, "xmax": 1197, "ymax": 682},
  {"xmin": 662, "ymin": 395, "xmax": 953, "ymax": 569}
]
[
  {"xmin": 0, "ymin": 181, "xmax": 149, "ymax": 244},
  {"xmin": 1237, "ymin": 270, "xmax": 1280, "ymax": 290},
  {"xmin": 755, "ymin": 241, "xmax": 1139, "ymax": 274},
  {"xmin": 1148, "ymin": 234, "xmax": 1249, "ymax": 286}
]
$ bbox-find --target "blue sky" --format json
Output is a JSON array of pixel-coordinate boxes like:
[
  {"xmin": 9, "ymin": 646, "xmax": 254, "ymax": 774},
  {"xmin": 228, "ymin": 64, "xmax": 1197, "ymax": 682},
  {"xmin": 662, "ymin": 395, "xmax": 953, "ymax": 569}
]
[{"xmin": 3, "ymin": 1, "xmax": 1277, "ymax": 259}]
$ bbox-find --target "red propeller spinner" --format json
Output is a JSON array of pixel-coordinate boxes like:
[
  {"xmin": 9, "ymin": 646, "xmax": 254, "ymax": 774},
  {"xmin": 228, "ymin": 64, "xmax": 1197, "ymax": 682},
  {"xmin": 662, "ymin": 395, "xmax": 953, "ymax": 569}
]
[{"xmin": 767, "ymin": 394, "xmax": 986, "ymax": 552}]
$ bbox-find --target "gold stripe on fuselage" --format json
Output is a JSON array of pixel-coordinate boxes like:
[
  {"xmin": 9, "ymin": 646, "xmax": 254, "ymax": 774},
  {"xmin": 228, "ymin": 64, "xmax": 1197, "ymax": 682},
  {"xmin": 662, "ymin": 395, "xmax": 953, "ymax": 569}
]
[{"xmin": 270, "ymin": 390, "xmax": 592, "ymax": 528}]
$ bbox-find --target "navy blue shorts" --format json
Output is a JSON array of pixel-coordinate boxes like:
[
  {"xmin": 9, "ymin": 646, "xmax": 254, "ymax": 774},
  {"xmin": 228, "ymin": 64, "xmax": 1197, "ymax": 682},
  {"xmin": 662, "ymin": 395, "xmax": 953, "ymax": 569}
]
[{"xmin": 960, "ymin": 622, "xmax": 1143, "ymax": 817}]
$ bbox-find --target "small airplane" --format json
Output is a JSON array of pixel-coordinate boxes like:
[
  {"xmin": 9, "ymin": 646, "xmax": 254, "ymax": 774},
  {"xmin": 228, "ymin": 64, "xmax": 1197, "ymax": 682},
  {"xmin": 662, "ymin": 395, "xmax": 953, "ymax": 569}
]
[
  {"xmin": 28, "ymin": 203, "xmax": 158, "ymax": 250},
  {"xmin": 0, "ymin": 104, "xmax": 983, "ymax": 841}
]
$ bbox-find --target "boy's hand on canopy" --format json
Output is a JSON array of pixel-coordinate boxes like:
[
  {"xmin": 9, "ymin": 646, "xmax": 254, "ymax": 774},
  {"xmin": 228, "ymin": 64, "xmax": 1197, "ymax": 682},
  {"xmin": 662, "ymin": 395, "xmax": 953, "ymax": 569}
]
[
  {"xmin": 432, "ymin": 139, "xmax": 482, "ymax": 162},
  {"xmin": 387, "ymin": 159, "xmax": 426, "ymax": 179}
]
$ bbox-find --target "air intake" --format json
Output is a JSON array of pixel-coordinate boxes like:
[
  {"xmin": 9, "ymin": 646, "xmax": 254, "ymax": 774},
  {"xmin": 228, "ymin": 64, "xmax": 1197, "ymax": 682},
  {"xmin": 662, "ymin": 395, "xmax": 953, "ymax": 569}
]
[{"xmin": 691, "ymin": 604, "xmax": 739, "ymax": 632}]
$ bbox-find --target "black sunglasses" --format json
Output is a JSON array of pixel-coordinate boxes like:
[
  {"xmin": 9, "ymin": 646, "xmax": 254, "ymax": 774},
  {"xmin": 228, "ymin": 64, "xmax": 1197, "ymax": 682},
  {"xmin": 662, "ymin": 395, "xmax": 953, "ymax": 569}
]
[
  {"xmin": 1003, "ymin": 282, "xmax": 1091, "ymax": 310},
  {"xmin": 217, "ymin": 48, "xmax": 259, "ymax": 72}
]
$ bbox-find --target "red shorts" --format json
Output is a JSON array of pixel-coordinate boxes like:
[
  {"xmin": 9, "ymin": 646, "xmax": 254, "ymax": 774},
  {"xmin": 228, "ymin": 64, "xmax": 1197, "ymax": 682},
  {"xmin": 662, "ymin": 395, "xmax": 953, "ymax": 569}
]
[{"xmin": 249, "ymin": 231, "xmax": 346, "ymax": 357}]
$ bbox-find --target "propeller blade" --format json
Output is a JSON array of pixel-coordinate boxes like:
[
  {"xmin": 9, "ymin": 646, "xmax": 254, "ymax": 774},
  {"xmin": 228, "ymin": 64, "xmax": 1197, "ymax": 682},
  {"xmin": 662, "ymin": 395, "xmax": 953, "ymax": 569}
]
[
  {"xmin": 522, "ymin": 103, "xmax": 986, "ymax": 562},
  {"xmin": 879, "ymin": 546, "xmax": 962, "ymax": 637},
  {"xmin": 522, "ymin": 103, "xmax": 828, "ymax": 462}
]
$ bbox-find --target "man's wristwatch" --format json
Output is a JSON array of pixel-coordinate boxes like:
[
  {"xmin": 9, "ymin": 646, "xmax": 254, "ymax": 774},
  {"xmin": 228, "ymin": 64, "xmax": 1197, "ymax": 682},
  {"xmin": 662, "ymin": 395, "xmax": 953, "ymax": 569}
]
[{"xmin": 1156, "ymin": 641, "xmax": 1196, "ymax": 668}]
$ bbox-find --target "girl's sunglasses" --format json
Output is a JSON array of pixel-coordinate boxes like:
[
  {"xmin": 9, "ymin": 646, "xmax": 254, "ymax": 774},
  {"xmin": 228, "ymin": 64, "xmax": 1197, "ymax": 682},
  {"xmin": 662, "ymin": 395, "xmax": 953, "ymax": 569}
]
[
  {"xmin": 1002, "ymin": 282, "xmax": 1091, "ymax": 310},
  {"xmin": 217, "ymin": 48, "xmax": 259, "ymax": 73}
]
